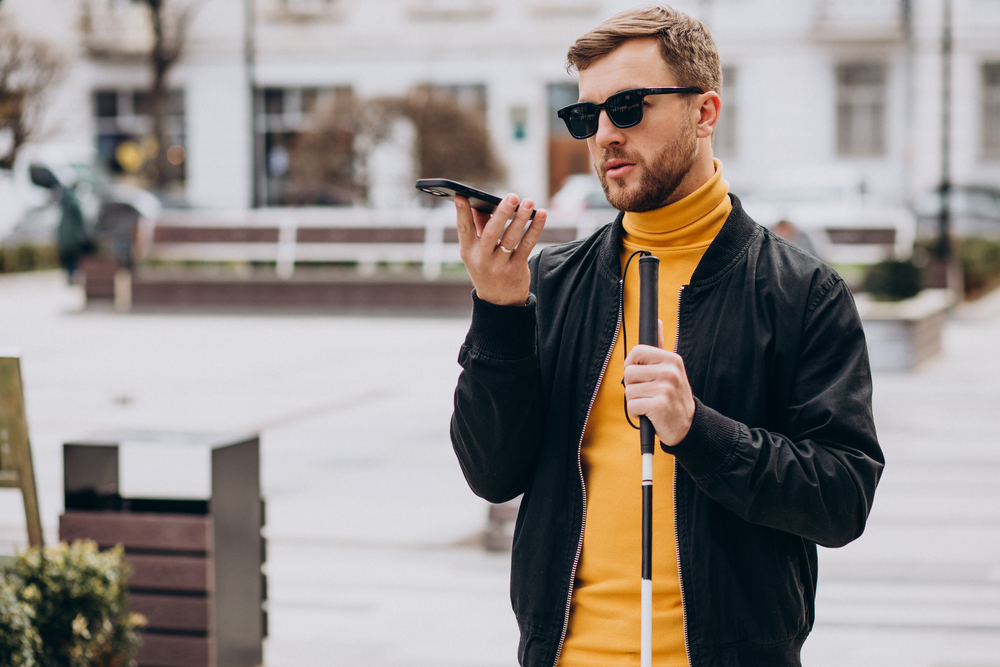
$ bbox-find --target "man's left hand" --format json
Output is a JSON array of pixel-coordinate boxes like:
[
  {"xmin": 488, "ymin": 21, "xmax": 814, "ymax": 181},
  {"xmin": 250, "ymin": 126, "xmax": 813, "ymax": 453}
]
[{"xmin": 623, "ymin": 320, "xmax": 695, "ymax": 447}]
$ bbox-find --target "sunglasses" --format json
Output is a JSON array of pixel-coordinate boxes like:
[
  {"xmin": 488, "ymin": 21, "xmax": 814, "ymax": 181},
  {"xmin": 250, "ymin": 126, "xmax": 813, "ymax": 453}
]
[{"xmin": 557, "ymin": 87, "xmax": 704, "ymax": 139}]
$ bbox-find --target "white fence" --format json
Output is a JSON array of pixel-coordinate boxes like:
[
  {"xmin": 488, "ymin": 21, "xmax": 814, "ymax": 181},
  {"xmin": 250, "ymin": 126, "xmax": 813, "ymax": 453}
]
[{"xmin": 141, "ymin": 206, "xmax": 609, "ymax": 280}]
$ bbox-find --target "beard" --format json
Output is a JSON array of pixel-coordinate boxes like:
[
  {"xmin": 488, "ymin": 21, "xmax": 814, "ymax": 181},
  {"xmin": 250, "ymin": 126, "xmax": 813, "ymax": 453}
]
[{"xmin": 596, "ymin": 116, "xmax": 699, "ymax": 213}]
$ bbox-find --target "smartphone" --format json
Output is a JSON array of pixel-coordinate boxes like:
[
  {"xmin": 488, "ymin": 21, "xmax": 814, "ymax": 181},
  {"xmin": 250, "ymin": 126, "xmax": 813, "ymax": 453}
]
[{"xmin": 415, "ymin": 178, "xmax": 536, "ymax": 219}]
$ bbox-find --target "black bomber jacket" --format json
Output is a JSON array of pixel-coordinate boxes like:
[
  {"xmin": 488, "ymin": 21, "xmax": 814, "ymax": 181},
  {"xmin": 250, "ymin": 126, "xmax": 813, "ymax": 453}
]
[{"xmin": 451, "ymin": 195, "xmax": 884, "ymax": 667}]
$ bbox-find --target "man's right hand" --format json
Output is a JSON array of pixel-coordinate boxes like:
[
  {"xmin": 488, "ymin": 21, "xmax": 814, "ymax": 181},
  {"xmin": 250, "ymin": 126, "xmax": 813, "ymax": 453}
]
[{"xmin": 455, "ymin": 193, "xmax": 547, "ymax": 306}]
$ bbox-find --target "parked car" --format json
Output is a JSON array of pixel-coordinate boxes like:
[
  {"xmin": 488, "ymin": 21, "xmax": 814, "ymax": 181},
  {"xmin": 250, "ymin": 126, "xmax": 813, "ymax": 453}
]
[
  {"xmin": 548, "ymin": 173, "xmax": 614, "ymax": 216},
  {"xmin": 914, "ymin": 184, "xmax": 1000, "ymax": 239},
  {"xmin": 739, "ymin": 166, "xmax": 915, "ymax": 265},
  {"xmin": 546, "ymin": 173, "xmax": 616, "ymax": 238},
  {"xmin": 0, "ymin": 143, "xmax": 159, "ymax": 249}
]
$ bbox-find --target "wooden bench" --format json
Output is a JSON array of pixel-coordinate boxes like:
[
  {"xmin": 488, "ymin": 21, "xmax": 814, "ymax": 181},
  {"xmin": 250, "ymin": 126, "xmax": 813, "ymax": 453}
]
[
  {"xmin": 139, "ymin": 208, "xmax": 594, "ymax": 280},
  {"xmin": 79, "ymin": 208, "xmax": 611, "ymax": 310}
]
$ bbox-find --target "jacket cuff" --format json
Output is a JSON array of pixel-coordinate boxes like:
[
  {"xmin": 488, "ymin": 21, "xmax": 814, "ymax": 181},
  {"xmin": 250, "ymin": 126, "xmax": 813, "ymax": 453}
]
[
  {"xmin": 464, "ymin": 290, "xmax": 537, "ymax": 360},
  {"xmin": 667, "ymin": 398, "xmax": 742, "ymax": 480}
]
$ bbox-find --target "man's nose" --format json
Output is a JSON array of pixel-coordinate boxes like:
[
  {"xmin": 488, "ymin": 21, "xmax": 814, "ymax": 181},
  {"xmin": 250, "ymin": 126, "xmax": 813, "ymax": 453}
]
[{"xmin": 593, "ymin": 109, "xmax": 625, "ymax": 148}]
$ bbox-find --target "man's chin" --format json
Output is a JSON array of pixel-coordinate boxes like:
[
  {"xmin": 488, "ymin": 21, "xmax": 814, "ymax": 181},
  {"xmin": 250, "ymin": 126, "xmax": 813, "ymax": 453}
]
[{"xmin": 604, "ymin": 179, "xmax": 644, "ymax": 211}]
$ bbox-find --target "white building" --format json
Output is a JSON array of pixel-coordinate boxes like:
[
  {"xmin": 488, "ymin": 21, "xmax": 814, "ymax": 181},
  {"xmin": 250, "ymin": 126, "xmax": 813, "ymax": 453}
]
[{"xmin": 3, "ymin": 0, "xmax": 1000, "ymax": 211}]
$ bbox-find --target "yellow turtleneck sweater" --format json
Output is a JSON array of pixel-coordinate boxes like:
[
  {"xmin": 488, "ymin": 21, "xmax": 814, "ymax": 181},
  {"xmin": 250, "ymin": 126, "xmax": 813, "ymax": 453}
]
[{"xmin": 559, "ymin": 161, "xmax": 732, "ymax": 667}]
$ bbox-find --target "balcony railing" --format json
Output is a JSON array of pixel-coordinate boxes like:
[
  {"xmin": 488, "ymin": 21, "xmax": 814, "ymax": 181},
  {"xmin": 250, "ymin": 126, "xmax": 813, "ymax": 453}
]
[
  {"xmin": 815, "ymin": 0, "xmax": 905, "ymax": 42},
  {"xmin": 81, "ymin": 0, "xmax": 154, "ymax": 58}
]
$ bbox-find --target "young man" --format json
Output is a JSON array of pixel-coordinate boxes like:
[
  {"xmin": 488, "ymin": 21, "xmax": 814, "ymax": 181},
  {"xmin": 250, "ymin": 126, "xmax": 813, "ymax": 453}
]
[{"xmin": 450, "ymin": 5, "xmax": 883, "ymax": 666}]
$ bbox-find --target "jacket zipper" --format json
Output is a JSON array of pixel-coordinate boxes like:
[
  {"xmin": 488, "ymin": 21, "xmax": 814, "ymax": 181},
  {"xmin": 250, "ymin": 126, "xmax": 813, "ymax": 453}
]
[
  {"xmin": 674, "ymin": 285, "xmax": 691, "ymax": 664},
  {"xmin": 552, "ymin": 280, "xmax": 624, "ymax": 667}
]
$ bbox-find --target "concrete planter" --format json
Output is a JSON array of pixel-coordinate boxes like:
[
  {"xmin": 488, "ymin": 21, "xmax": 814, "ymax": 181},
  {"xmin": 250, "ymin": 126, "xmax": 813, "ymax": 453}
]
[{"xmin": 856, "ymin": 289, "xmax": 954, "ymax": 372}]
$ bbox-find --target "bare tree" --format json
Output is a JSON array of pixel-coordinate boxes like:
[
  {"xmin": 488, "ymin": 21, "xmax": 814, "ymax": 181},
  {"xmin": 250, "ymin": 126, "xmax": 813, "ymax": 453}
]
[
  {"xmin": 139, "ymin": 0, "xmax": 203, "ymax": 189},
  {"xmin": 399, "ymin": 86, "xmax": 507, "ymax": 190},
  {"xmin": 0, "ymin": 15, "xmax": 65, "ymax": 169},
  {"xmin": 290, "ymin": 87, "xmax": 507, "ymax": 206},
  {"xmin": 287, "ymin": 92, "xmax": 391, "ymax": 205},
  {"xmin": 80, "ymin": 0, "xmax": 204, "ymax": 187}
]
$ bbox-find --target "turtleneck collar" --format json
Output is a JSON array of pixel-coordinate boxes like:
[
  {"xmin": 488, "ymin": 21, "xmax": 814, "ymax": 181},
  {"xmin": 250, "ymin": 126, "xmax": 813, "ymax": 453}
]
[{"xmin": 622, "ymin": 159, "xmax": 731, "ymax": 248}]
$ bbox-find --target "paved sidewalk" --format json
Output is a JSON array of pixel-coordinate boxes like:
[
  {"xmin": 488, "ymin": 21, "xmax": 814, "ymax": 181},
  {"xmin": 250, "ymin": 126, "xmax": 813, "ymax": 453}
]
[{"xmin": 1, "ymin": 270, "xmax": 999, "ymax": 666}]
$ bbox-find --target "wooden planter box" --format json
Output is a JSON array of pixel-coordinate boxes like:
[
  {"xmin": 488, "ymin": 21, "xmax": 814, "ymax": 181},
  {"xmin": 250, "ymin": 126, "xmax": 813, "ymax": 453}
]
[
  {"xmin": 58, "ymin": 434, "xmax": 265, "ymax": 667},
  {"xmin": 856, "ymin": 289, "xmax": 954, "ymax": 372}
]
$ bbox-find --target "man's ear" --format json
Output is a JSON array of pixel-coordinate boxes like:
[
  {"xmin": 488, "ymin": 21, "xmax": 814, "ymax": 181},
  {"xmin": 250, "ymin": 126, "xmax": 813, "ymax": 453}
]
[{"xmin": 694, "ymin": 92, "xmax": 721, "ymax": 139}]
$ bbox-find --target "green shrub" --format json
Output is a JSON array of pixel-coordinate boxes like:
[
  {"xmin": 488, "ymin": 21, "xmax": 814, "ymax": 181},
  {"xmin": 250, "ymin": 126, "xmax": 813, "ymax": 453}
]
[
  {"xmin": 861, "ymin": 259, "xmax": 923, "ymax": 301},
  {"xmin": 0, "ymin": 245, "xmax": 60, "ymax": 273},
  {"xmin": 6, "ymin": 540, "xmax": 145, "ymax": 667},
  {"xmin": 960, "ymin": 237, "xmax": 1000, "ymax": 297},
  {"xmin": 0, "ymin": 574, "xmax": 41, "ymax": 667},
  {"xmin": 914, "ymin": 237, "xmax": 1000, "ymax": 299}
]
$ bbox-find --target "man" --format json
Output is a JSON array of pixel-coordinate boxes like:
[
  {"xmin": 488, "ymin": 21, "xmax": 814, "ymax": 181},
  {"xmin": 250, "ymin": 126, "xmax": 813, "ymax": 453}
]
[{"xmin": 450, "ymin": 5, "xmax": 883, "ymax": 667}]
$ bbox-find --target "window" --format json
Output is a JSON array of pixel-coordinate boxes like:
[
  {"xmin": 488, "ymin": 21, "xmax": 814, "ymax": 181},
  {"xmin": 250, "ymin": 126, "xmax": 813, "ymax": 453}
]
[
  {"xmin": 815, "ymin": 0, "xmax": 904, "ymax": 41},
  {"xmin": 819, "ymin": 0, "xmax": 902, "ymax": 28},
  {"xmin": 429, "ymin": 83, "xmax": 487, "ymax": 116},
  {"xmin": 282, "ymin": 0, "xmax": 335, "ymax": 10},
  {"xmin": 982, "ymin": 63, "xmax": 1000, "ymax": 160},
  {"xmin": 269, "ymin": 0, "xmax": 343, "ymax": 19},
  {"xmin": 92, "ymin": 88, "xmax": 186, "ymax": 183},
  {"xmin": 407, "ymin": 0, "xmax": 494, "ymax": 19},
  {"xmin": 527, "ymin": 1, "xmax": 599, "ymax": 18},
  {"xmin": 254, "ymin": 86, "xmax": 353, "ymax": 206},
  {"xmin": 714, "ymin": 66, "xmax": 737, "ymax": 159},
  {"xmin": 547, "ymin": 82, "xmax": 591, "ymax": 197},
  {"xmin": 836, "ymin": 63, "xmax": 886, "ymax": 157}
]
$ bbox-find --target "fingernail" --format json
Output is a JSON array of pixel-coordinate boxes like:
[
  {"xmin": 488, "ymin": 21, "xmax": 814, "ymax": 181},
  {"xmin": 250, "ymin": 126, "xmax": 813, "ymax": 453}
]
[
  {"xmin": 522, "ymin": 199, "xmax": 535, "ymax": 210},
  {"xmin": 506, "ymin": 194, "xmax": 517, "ymax": 205}
]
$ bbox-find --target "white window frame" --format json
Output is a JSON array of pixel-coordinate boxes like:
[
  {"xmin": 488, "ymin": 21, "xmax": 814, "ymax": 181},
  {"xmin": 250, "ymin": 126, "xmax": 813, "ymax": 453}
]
[
  {"xmin": 836, "ymin": 62, "xmax": 887, "ymax": 157},
  {"xmin": 982, "ymin": 62, "xmax": 1000, "ymax": 160}
]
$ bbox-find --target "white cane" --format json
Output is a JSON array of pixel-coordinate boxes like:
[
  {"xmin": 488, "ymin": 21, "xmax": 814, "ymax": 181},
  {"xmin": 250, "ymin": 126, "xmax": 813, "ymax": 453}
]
[{"xmin": 637, "ymin": 254, "xmax": 659, "ymax": 667}]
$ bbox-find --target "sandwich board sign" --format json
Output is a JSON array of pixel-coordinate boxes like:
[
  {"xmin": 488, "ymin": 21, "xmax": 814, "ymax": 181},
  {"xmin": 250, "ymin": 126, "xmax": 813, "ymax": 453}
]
[{"xmin": 0, "ymin": 352, "xmax": 43, "ymax": 548}]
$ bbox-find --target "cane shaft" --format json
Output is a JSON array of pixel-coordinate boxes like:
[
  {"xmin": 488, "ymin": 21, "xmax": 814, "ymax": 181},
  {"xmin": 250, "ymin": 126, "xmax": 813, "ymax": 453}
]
[
  {"xmin": 638, "ymin": 256, "xmax": 659, "ymax": 456},
  {"xmin": 638, "ymin": 254, "xmax": 658, "ymax": 667},
  {"xmin": 641, "ymin": 452, "xmax": 653, "ymax": 667}
]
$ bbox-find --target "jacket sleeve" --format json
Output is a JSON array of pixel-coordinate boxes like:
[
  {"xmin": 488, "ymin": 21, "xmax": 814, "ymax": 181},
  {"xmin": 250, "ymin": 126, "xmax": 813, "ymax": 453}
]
[
  {"xmin": 669, "ymin": 276, "xmax": 884, "ymax": 548},
  {"xmin": 450, "ymin": 292, "xmax": 545, "ymax": 504}
]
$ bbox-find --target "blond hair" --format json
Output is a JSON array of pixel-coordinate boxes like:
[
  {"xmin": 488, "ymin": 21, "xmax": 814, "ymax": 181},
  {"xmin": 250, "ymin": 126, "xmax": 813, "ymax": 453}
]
[{"xmin": 566, "ymin": 4, "xmax": 722, "ymax": 96}]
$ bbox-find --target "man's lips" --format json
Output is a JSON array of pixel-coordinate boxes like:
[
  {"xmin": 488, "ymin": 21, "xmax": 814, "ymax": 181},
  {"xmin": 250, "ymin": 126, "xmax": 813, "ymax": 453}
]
[{"xmin": 604, "ymin": 160, "xmax": 635, "ymax": 179}]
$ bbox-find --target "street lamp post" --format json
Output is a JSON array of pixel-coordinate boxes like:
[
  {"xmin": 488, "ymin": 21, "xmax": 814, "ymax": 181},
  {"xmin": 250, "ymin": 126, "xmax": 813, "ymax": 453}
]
[
  {"xmin": 244, "ymin": 0, "xmax": 260, "ymax": 208},
  {"xmin": 933, "ymin": 0, "xmax": 954, "ymax": 289}
]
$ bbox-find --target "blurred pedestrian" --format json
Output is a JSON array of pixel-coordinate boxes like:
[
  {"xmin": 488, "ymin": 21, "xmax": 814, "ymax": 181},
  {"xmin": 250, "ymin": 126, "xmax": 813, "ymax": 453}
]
[
  {"xmin": 773, "ymin": 219, "xmax": 819, "ymax": 258},
  {"xmin": 449, "ymin": 5, "xmax": 883, "ymax": 667},
  {"xmin": 55, "ymin": 183, "xmax": 92, "ymax": 283}
]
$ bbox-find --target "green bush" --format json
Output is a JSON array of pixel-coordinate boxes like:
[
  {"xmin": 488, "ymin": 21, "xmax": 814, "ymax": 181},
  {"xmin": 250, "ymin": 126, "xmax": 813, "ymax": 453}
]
[
  {"xmin": 960, "ymin": 237, "xmax": 1000, "ymax": 297},
  {"xmin": 0, "ymin": 575, "xmax": 40, "ymax": 667},
  {"xmin": 861, "ymin": 259, "xmax": 923, "ymax": 301},
  {"xmin": 0, "ymin": 245, "xmax": 60, "ymax": 273},
  {"xmin": 2, "ymin": 541, "xmax": 144, "ymax": 667},
  {"xmin": 914, "ymin": 237, "xmax": 1000, "ymax": 299}
]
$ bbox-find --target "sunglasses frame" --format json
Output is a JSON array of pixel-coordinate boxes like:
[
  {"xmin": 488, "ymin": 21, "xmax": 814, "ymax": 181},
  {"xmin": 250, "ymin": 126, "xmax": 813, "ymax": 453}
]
[{"xmin": 557, "ymin": 86, "xmax": 705, "ymax": 139}]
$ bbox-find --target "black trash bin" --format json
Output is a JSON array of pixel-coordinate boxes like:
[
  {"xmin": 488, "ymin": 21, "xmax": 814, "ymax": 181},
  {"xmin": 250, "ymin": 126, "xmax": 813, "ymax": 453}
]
[{"xmin": 58, "ymin": 431, "xmax": 266, "ymax": 667}]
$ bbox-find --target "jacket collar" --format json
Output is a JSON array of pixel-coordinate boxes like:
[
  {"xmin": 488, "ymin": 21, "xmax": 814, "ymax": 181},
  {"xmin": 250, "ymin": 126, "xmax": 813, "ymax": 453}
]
[{"xmin": 597, "ymin": 193, "xmax": 760, "ymax": 285}]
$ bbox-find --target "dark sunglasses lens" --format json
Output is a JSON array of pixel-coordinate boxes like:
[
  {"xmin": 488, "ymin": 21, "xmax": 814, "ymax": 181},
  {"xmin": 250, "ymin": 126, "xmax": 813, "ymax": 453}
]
[
  {"xmin": 606, "ymin": 91, "xmax": 644, "ymax": 128},
  {"xmin": 563, "ymin": 104, "xmax": 599, "ymax": 139}
]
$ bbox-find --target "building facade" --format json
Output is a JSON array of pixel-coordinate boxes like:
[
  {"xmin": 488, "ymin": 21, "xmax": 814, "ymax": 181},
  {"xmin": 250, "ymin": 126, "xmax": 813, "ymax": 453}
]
[{"xmin": 4, "ymin": 0, "xmax": 1000, "ymax": 211}]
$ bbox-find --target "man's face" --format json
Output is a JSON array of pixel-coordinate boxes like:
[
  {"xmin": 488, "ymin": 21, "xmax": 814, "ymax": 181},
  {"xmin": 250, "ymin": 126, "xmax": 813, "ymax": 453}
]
[{"xmin": 577, "ymin": 38, "xmax": 700, "ymax": 212}]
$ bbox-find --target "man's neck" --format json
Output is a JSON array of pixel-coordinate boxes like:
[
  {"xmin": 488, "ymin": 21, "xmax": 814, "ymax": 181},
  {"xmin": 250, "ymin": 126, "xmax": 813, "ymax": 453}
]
[{"xmin": 660, "ymin": 145, "xmax": 716, "ymax": 207}]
